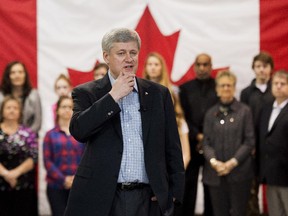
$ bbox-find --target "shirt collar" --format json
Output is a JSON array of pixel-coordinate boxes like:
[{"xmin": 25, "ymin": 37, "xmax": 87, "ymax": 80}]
[
  {"xmin": 54, "ymin": 125, "xmax": 68, "ymax": 133},
  {"xmin": 54, "ymin": 125, "xmax": 62, "ymax": 132},
  {"xmin": 108, "ymin": 71, "xmax": 138, "ymax": 92},
  {"xmin": 273, "ymin": 99, "xmax": 288, "ymax": 109}
]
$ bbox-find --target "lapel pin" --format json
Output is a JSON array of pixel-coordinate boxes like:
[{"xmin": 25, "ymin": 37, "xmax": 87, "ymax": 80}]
[{"xmin": 145, "ymin": 92, "xmax": 148, "ymax": 95}]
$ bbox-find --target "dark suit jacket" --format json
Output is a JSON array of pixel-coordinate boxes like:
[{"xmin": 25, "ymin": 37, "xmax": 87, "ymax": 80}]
[
  {"xmin": 179, "ymin": 78, "xmax": 218, "ymax": 165},
  {"xmin": 64, "ymin": 74, "xmax": 185, "ymax": 216},
  {"xmin": 258, "ymin": 101, "xmax": 288, "ymax": 187}
]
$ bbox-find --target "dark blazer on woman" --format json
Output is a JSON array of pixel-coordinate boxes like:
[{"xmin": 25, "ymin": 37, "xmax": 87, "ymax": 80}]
[
  {"xmin": 202, "ymin": 100, "xmax": 255, "ymax": 186},
  {"xmin": 64, "ymin": 74, "xmax": 185, "ymax": 216}
]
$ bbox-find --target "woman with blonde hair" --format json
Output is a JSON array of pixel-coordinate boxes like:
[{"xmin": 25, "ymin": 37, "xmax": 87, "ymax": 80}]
[
  {"xmin": 143, "ymin": 52, "xmax": 172, "ymax": 89},
  {"xmin": 44, "ymin": 73, "xmax": 73, "ymax": 131},
  {"xmin": 143, "ymin": 52, "xmax": 190, "ymax": 169}
]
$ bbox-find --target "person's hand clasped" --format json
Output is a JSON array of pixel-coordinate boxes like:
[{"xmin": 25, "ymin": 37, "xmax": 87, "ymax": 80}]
[
  {"xmin": 210, "ymin": 158, "xmax": 238, "ymax": 176},
  {"xmin": 64, "ymin": 175, "xmax": 75, "ymax": 189},
  {"xmin": 3, "ymin": 169, "xmax": 21, "ymax": 188},
  {"xmin": 221, "ymin": 158, "xmax": 238, "ymax": 175},
  {"xmin": 109, "ymin": 71, "xmax": 135, "ymax": 102}
]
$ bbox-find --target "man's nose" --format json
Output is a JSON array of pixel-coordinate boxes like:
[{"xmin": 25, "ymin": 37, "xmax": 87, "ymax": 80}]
[
  {"xmin": 276, "ymin": 83, "xmax": 283, "ymax": 88},
  {"xmin": 125, "ymin": 53, "xmax": 133, "ymax": 61}
]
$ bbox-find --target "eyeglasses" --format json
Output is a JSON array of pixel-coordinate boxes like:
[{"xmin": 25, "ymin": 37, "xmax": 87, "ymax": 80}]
[
  {"xmin": 218, "ymin": 84, "xmax": 234, "ymax": 88},
  {"xmin": 59, "ymin": 105, "xmax": 72, "ymax": 109}
]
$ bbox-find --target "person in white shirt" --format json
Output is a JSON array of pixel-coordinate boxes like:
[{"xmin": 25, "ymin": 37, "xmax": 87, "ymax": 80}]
[{"xmin": 258, "ymin": 70, "xmax": 288, "ymax": 216}]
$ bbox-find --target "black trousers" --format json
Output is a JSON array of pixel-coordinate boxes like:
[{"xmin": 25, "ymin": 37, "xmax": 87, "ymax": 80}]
[
  {"xmin": 47, "ymin": 187, "xmax": 70, "ymax": 216},
  {"xmin": 0, "ymin": 189, "xmax": 38, "ymax": 216},
  {"xmin": 208, "ymin": 178, "xmax": 252, "ymax": 216},
  {"xmin": 180, "ymin": 161, "xmax": 214, "ymax": 216},
  {"xmin": 109, "ymin": 185, "xmax": 174, "ymax": 216}
]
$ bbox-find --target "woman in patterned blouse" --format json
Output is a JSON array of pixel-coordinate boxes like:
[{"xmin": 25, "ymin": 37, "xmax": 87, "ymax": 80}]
[
  {"xmin": 0, "ymin": 96, "xmax": 38, "ymax": 216},
  {"xmin": 43, "ymin": 95, "xmax": 84, "ymax": 216}
]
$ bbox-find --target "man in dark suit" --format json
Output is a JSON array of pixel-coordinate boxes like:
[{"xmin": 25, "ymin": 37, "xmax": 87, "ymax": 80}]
[
  {"xmin": 64, "ymin": 28, "xmax": 185, "ymax": 216},
  {"xmin": 179, "ymin": 53, "xmax": 217, "ymax": 216},
  {"xmin": 258, "ymin": 70, "xmax": 288, "ymax": 216}
]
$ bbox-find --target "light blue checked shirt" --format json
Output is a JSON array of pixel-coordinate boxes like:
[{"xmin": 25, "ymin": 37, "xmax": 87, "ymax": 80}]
[{"xmin": 108, "ymin": 72, "xmax": 149, "ymax": 183}]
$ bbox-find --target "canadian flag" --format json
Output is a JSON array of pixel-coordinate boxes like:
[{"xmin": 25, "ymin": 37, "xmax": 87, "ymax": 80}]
[
  {"xmin": 0, "ymin": 0, "xmax": 287, "ymax": 214},
  {"xmin": 1, "ymin": 0, "xmax": 288, "ymax": 111}
]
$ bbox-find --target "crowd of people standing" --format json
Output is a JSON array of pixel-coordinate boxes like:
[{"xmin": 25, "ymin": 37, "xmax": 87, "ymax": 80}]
[{"xmin": 0, "ymin": 28, "xmax": 287, "ymax": 216}]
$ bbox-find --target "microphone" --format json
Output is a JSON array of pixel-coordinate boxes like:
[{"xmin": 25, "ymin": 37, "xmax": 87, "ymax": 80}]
[{"xmin": 139, "ymin": 105, "xmax": 147, "ymax": 112}]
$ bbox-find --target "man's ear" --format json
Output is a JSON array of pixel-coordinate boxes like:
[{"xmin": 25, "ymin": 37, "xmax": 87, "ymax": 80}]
[{"xmin": 103, "ymin": 52, "xmax": 109, "ymax": 65}]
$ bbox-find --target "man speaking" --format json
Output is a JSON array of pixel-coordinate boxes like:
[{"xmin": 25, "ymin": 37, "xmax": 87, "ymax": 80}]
[{"xmin": 65, "ymin": 28, "xmax": 185, "ymax": 216}]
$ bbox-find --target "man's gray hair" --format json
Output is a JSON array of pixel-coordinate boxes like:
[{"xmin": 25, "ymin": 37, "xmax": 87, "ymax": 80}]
[{"xmin": 101, "ymin": 28, "xmax": 141, "ymax": 53}]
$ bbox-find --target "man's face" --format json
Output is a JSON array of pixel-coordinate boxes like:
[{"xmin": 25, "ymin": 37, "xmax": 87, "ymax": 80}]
[
  {"xmin": 253, "ymin": 60, "xmax": 272, "ymax": 83},
  {"xmin": 194, "ymin": 55, "xmax": 212, "ymax": 80},
  {"xmin": 272, "ymin": 75, "xmax": 288, "ymax": 101},
  {"xmin": 103, "ymin": 42, "xmax": 139, "ymax": 79}
]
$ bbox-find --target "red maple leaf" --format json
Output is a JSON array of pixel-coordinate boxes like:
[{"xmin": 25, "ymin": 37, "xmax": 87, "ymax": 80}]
[
  {"xmin": 67, "ymin": 61, "xmax": 99, "ymax": 87},
  {"xmin": 68, "ymin": 6, "xmax": 228, "ymax": 87},
  {"xmin": 136, "ymin": 7, "xmax": 228, "ymax": 85},
  {"xmin": 135, "ymin": 7, "xmax": 180, "ymax": 82}
]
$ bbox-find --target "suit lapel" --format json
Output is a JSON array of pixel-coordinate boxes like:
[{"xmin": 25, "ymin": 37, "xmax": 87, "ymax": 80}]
[
  {"xmin": 97, "ymin": 74, "xmax": 122, "ymax": 139},
  {"xmin": 137, "ymin": 78, "xmax": 154, "ymax": 145},
  {"xmin": 263, "ymin": 104, "xmax": 273, "ymax": 135},
  {"xmin": 269, "ymin": 102, "xmax": 288, "ymax": 134},
  {"xmin": 96, "ymin": 74, "xmax": 111, "ymax": 97}
]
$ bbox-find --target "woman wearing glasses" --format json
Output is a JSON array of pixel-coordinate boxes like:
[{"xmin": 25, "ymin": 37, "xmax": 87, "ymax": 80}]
[{"xmin": 202, "ymin": 70, "xmax": 255, "ymax": 216}]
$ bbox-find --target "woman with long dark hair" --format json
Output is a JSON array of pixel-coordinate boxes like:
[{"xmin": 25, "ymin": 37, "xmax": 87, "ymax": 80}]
[{"xmin": 0, "ymin": 61, "xmax": 42, "ymax": 133}]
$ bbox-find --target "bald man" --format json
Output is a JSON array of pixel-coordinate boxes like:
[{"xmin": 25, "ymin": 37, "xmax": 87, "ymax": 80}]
[{"xmin": 179, "ymin": 54, "xmax": 218, "ymax": 216}]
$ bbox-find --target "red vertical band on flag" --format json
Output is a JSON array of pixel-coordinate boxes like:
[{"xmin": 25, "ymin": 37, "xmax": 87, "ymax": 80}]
[
  {"xmin": 260, "ymin": 2, "xmax": 288, "ymax": 214},
  {"xmin": 260, "ymin": 0, "xmax": 288, "ymax": 71},
  {"xmin": 0, "ymin": 0, "xmax": 37, "ymax": 87}
]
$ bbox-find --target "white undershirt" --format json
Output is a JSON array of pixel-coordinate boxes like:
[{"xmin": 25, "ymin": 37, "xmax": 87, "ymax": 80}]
[
  {"xmin": 268, "ymin": 99, "xmax": 288, "ymax": 131},
  {"xmin": 255, "ymin": 83, "xmax": 268, "ymax": 93}
]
